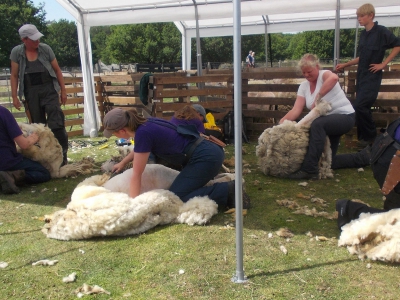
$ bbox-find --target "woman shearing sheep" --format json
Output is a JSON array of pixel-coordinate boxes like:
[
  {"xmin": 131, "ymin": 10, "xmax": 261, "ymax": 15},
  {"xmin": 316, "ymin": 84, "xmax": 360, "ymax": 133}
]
[
  {"xmin": 102, "ymin": 108, "xmax": 250, "ymax": 208},
  {"xmin": 280, "ymin": 53, "xmax": 355, "ymax": 179}
]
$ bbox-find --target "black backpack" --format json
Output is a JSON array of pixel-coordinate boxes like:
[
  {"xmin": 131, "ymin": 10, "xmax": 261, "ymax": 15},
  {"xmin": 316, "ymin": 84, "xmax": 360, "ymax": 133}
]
[
  {"xmin": 139, "ymin": 73, "xmax": 153, "ymax": 106},
  {"xmin": 222, "ymin": 110, "xmax": 249, "ymax": 144}
]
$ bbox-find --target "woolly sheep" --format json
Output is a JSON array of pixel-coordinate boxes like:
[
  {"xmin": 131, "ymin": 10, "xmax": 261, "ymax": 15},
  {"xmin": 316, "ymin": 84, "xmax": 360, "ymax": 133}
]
[
  {"xmin": 42, "ymin": 164, "xmax": 231, "ymax": 240},
  {"xmin": 256, "ymin": 100, "xmax": 333, "ymax": 179},
  {"xmin": 17, "ymin": 123, "xmax": 96, "ymax": 178}
]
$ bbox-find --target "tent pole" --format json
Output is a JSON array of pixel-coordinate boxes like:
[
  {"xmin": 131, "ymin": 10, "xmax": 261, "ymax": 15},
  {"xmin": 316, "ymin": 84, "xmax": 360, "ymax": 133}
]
[
  {"xmin": 231, "ymin": 0, "xmax": 247, "ymax": 284},
  {"xmin": 262, "ymin": 15, "xmax": 269, "ymax": 68},
  {"xmin": 77, "ymin": 16, "xmax": 100, "ymax": 137},
  {"xmin": 354, "ymin": 20, "xmax": 359, "ymax": 59},
  {"xmin": 333, "ymin": 0, "xmax": 340, "ymax": 68}
]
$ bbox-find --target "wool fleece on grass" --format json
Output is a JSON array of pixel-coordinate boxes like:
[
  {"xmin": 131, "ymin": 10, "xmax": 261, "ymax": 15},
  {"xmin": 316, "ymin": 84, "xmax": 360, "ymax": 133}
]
[{"xmin": 42, "ymin": 164, "xmax": 226, "ymax": 240}]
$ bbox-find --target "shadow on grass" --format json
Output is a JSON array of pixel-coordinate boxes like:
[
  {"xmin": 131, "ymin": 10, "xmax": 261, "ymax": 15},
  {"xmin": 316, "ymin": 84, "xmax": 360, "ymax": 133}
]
[{"xmin": 246, "ymin": 257, "xmax": 357, "ymax": 279}]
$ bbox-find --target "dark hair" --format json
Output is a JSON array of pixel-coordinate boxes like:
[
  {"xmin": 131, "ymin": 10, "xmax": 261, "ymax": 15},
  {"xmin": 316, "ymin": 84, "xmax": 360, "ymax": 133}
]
[
  {"xmin": 125, "ymin": 109, "xmax": 147, "ymax": 132},
  {"xmin": 174, "ymin": 105, "xmax": 200, "ymax": 121}
]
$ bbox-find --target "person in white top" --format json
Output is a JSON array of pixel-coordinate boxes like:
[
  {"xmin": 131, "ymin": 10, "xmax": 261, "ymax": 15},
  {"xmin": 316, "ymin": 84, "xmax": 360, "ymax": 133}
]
[{"xmin": 280, "ymin": 53, "xmax": 355, "ymax": 179}]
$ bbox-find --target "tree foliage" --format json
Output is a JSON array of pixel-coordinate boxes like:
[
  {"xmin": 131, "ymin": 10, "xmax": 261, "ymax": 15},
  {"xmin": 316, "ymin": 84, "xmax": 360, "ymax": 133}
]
[
  {"xmin": 45, "ymin": 20, "xmax": 80, "ymax": 68},
  {"xmin": 0, "ymin": 0, "xmax": 47, "ymax": 67}
]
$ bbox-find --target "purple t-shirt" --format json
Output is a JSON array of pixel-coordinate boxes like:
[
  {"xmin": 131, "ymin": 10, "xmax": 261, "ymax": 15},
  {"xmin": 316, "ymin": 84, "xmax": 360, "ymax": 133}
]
[
  {"xmin": 394, "ymin": 124, "xmax": 400, "ymax": 143},
  {"xmin": 134, "ymin": 119, "xmax": 193, "ymax": 155},
  {"xmin": 0, "ymin": 106, "xmax": 23, "ymax": 170},
  {"xmin": 170, "ymin": 116, "xmax": 205, "ymax": 134}
]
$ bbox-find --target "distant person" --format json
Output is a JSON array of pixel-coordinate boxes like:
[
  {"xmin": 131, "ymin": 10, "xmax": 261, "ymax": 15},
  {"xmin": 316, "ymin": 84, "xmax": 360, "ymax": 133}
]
[
  {"xmin": 336, "ymin": 3, "xmax": 400, "ymax": 150},
  {"xmin": 246, "ymin": 50, "xmax": 253, "ymax": 68},
  {"xmin": 10, "ymin": 24, "xmax": 69, "ymax": 166},
  {"xmin": 0, "ymin": 106, "xmax": 51, "ymax": 194},
  {"xmin": 170, "ymin": 104, "xmax": 207, "ymax": 134},
  {"xmin": 251, "ymin": 52, "xmax": 255, "ymax": 68}
]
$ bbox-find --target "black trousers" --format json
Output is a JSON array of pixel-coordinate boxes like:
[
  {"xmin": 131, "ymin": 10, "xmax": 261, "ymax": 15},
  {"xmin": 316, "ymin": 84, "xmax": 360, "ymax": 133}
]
[{"xmin": 301, "ymin": 113, "xmax": 355, "ymax": 174}]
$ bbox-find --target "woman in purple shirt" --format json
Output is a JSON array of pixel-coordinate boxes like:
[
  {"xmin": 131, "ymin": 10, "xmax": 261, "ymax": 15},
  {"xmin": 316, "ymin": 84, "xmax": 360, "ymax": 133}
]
[
  {"xmin": 103, "ymin": 108, "xmax": 250, "ymax": 208},
  {"xmin": 0, "ymin": 106, "xmax": 50, "ymax": 194}
]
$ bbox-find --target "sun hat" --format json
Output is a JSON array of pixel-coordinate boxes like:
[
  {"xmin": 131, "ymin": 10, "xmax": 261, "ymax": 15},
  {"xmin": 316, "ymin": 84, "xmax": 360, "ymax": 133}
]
[
  {"xmin": 192, "ymin": 104, "xmax": 209, "ymax": 123},
  {"xmin": 18, "ymin": 24, "xmax": 44, "ymax": 41},
  {"xmin": 103, "ymin": 108, "xmax": 129, "ymax": 138}
]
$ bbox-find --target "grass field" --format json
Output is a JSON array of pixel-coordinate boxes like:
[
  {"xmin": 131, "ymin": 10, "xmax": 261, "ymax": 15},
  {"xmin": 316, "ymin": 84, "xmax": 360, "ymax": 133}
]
[{"xmin": 1, "ymin": 136, "xmax": 398, "ymax": 299}]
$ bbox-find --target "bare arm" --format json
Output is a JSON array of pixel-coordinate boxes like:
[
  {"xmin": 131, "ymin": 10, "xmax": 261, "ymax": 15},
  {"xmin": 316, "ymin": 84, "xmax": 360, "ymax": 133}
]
[
  {"xmin": 370, "ymin": 46, "xmax": 400, "ymax": 73},
  {"xmin": 279, "ymin": 96, "xmax": 306, "ymax": 124},
  {"xmin": 14, "ymin": 132, "xmax": 39, "ymax": 150},
  {"xmin": 50, "ymin": 58, "xmax": 67, "ymax": 105},
  {"xmin": 336, "ymin": 57, "xmax": 359, "ymax": 72},
  {"xmin": 129, "ymin": 152, "xmax": 150, "ymax": 198},
  {"xmin": 10, "ymin": 61, "xmax": 22, "ymax": 110},
  {"xmin": 310, "ymin": 70, "xmax": 339, "ymax": 108}
]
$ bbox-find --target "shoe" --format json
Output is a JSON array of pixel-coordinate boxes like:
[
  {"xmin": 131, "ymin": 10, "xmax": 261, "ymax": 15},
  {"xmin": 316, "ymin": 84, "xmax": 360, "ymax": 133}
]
[
  {"xmin": 0, "ymin": 171, "xmax": 20, "ymax": 194},
  {"xmin": 357, "ymin": 138, "xmax": 374, "ymax": 151},
  {"xmin": 286, "ymin": 170, "xmax": 318, "ymax": 180},
  {"xmin": 227, "ymin": 180, "xmax": 251, "ymax": 209},
  {"xmin": 336, "ymin": 199, "xmax": 350, "ymax": 230}
]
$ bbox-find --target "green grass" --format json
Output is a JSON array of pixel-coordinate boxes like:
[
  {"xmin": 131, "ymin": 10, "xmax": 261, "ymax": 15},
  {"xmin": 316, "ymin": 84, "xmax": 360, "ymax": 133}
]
[{"xmin": 1, "ymin": 138, "xmax": 399, "ymax": 299}]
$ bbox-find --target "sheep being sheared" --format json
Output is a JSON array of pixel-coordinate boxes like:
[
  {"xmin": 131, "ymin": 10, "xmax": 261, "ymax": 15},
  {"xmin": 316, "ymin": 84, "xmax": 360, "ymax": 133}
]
[
  {"xmin": 42, "ymin": 164, "xmax": 236, "ymax": 240},
  {"xmin": 338, "ymin": 208, "xmax": 400, "ymax": 263},
  {"xmin": 256, "ymin": 100, "xmax": 333, "ymax": 179},
  {"xmin": 17, "ymin": 123, "xmax": 96, "ymax": 178}
]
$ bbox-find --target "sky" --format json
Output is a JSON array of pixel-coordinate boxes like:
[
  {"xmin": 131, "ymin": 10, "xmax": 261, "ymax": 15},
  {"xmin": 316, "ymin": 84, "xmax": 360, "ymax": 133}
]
[{"xmin": 31, "ymin": 0, "xmax": 75, "ymax": 22}]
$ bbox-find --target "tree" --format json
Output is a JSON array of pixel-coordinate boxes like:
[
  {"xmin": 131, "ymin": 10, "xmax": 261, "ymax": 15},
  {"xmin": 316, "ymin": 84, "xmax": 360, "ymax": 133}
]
[
  {"xmin": 45, "ymin": 20, "xmax": 80, "ymax": 67},
  {"xmin": 0, "ymin": 0, "xmax": 47, "ymax": 67}
]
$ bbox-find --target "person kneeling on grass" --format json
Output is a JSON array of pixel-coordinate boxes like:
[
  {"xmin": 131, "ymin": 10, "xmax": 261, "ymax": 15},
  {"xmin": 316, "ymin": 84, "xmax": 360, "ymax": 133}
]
[
  {"xmin": 102, "ymin": 108, "xmax": 250, "ymax": 209},
  {"xmin": 0, "ymin": 106, "xmax": 51, "ymax": 194},
  {"xmin": 336, "ymin": 117, "xmax": 400, "ymax": 229}
]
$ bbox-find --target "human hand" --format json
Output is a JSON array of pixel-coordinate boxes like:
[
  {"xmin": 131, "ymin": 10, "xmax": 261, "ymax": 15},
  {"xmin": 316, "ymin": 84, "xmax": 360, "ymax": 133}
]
[
  {"xmin": 60, "ymin": 91, "xmax": 67, "ymax": 105},
  {"xmin": 335, "ymin": 63, "xmax": 345, "ymax": 72},
  {"xmin": 12, "ymin": 97, "xmax": 22, "ymax": 110},
  {"xmin": 369, "ymin": 63, "xmax": 384, "ymax": 73},
  {"xmin": 111, "ymin": 162, "xmax": 124, "ymax": 174},
  {"xmin": 29, "ymin": 132, "xmax": 39, "ymax": 144}
]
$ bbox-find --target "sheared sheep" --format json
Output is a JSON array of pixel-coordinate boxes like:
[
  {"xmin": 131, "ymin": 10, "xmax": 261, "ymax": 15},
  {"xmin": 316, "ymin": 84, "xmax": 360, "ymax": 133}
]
[
  {"xmin": 41, "ymin": 164, "xmax": 237, "ymax": 240},
  {"xmin": 17, "ymin": 123, "xmax": 96, "ymax": 178},
  {"xmin": 338, "ymin": 209, "xmax": 400, "ymax": 262},
  {"xmin": 256, "ymin": 100, "xmax": 333, "ymax": 179}
]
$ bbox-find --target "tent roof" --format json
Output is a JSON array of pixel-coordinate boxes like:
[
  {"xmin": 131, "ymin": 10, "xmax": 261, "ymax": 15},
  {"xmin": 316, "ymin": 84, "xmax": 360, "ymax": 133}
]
[{"xmin": 59, "ymin": 0, "xmax": 400, "ymax": 36}]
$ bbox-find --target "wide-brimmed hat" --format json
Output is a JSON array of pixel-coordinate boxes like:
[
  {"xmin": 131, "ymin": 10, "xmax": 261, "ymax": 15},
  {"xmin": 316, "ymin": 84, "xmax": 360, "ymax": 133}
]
[
  {"xmin": 103, "ymin": 108, "xmax": 129, "ymax": 138},
  {"xmin": 18, "ymin": 24, "xmax": 44, "ymax": 41},
  {"xmin": 192, "ymin": 104, "xmax": 209, "ymax": 123}
]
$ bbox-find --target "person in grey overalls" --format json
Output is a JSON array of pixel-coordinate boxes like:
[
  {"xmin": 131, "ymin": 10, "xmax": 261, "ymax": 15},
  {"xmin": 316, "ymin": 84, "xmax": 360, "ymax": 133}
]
[{"xmin": 10, "ymin": 24, "xmax": 69, "ymax": 165}]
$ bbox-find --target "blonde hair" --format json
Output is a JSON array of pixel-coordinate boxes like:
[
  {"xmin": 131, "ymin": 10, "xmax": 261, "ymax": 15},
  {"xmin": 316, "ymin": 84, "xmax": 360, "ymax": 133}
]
[
  {"xmin": 125, "ymin": 109, "xmax": 147, "ymax": 132},
  {"xmin": 357, "ymin": 3, "xmax": 375, "ymax": 17},
  {"xmin": 174, "ymin": 105, "xmax": 200, "ymax": 121},
  {"xmin": 298, "ymin": 53, "xmax": 320, "ymax": 70}
]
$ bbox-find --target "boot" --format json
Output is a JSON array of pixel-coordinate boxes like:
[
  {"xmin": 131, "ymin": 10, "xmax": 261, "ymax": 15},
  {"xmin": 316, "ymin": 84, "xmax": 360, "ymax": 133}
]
[
  {"xmin": 0, "ymin": 170, "xmax": 25, "ymax": 194},
  {"xmin": 52, "ymin": 128, "xmax": 69, "ymax": 166},
  {"xmin": 227, "ymin": 180, "xmax": 251, "ymax": 209}
]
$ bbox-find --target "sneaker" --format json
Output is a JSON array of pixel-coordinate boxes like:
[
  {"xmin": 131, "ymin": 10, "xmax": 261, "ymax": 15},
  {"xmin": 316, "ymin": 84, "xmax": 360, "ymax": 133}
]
[
  {"xmin": 336, "ymin": 199, "xmax": 350, "ymax": 230},
  {"xmin": 286, "ymin": 170, "xmax": 318, "ymax": 180}
]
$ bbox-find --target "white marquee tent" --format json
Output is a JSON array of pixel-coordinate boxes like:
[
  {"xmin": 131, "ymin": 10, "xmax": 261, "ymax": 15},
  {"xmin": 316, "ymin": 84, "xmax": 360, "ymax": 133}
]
[
  {"xmin": 56, "ymin": 0, "xmax": 400, "ymax": 136},
  {"xmin": 56, "ymin": 0, "xmax": 400, "ymax": 282}
]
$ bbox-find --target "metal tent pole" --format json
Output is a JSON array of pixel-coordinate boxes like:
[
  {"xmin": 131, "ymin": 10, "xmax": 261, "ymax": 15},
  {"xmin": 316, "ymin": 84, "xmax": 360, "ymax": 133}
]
[{"xmin": 231, "ymin": 0, "xmax": 247, "ymax": 284}]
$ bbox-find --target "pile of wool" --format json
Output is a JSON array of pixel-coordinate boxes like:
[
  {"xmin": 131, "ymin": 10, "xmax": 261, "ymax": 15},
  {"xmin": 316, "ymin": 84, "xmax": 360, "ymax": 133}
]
[
  {"xmin": 17, "ymin": 123, "xmax": 96, "ymax": 178},
  {"xmin": 41, "ymin": 164, "xmax": 235, "ymax": 240},
  {"xmin": 338, "ymin": 208, "xmax": 400, "ymax": 262},
  {"xmin": 256, "ymin": 100, "xmax": 333, "ymax": 179}
]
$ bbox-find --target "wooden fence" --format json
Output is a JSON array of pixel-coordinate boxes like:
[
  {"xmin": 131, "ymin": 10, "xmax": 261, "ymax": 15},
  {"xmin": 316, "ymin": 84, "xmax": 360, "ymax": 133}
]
[{"xmin": 2, "ymin": 66, "xmax": 399, "ymax": 146}]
